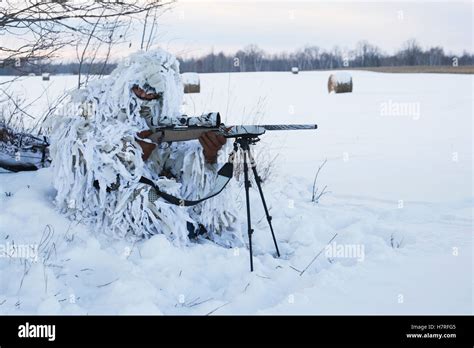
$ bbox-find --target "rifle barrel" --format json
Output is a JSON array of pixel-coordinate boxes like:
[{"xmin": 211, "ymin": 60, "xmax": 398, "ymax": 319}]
[{"xmin": 262, "ymin": 124, "xmax": 317, "ymax": 131}]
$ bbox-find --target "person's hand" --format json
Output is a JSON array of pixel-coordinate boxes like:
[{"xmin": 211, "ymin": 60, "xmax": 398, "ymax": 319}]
[
  {"xmin": 136, "ymin": 130, "xmax": 156, "ymax": 161},
  {"xmin": 199, "ymin": 131, "xmax": 226, "ymax": 164}
]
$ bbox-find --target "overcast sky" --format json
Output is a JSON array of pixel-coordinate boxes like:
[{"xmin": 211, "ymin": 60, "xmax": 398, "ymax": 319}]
[
  {"xmin": 2, "ymin": 0, "xmax": 471, "ymax": 60},
  {"xmin": 143, "ymin": 0, "xmax": 472, "ymax": 58}
]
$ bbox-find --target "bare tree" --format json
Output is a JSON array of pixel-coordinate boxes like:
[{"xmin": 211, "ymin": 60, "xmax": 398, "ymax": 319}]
[
  {"xmin": 243, "ymin": 44, "xmax": 265, "ymax": 72},
  {"xmin": 428, "ymin": 47, "xmax": 444, "ymax": 66},
  {"xmin": 354, "ymin": 40, "xmax": 382, "ymax": 67},
  {"xmin": 0, "ymin": 0, "xmax": 173, "ymax": 133},
  {"xmin": 0, "ymin": 0, "xmax": 173, "ymax": 75},
  {"xmin": 397, "ymin": 39, "xmax": 423, "ymax": 66}
]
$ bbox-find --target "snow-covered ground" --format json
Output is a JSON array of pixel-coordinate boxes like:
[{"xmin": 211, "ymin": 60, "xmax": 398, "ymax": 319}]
[{"xmin": 0, "ymin": 71, "xmax": 472, "ymax": 314}]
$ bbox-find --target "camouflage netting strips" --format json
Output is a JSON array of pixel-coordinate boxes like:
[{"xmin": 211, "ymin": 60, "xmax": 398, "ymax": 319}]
[{"xmin": 47, "ymin": 49, "xmax": 244, "ymax": 247}]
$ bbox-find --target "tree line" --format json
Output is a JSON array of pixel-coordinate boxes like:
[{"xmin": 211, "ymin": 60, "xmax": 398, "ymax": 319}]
[
  {"xmin": 1, "ymin": 39, "xmax": 473, "ymax": 76},
  {"xmin": 179, "ymin": 40, "xmax": 473, "ymax": 73}
]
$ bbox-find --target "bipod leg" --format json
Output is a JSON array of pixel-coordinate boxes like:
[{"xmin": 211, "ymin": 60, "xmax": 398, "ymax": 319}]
[
  {"xmin": 249, "ymin": 154, "xmax": 280, "ymax": 258},
  {"xmin": 240, "ymin": 138, "xmax": 254, "ymax": 271}
]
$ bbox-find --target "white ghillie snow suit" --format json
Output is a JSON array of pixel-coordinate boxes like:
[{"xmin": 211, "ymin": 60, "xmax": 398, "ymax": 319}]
[{"xmin": 49, "ymin": 49, "xmax": 243, "ymax": 247}]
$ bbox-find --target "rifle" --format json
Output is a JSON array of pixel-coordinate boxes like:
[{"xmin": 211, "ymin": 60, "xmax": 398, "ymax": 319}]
[
  {"xmin": 144, "ymin": 112, "xmax": 317, "ymax": 144},
  {"xmin": 139, "ymin": 112, "xmax": 318, "ymax": 272}
]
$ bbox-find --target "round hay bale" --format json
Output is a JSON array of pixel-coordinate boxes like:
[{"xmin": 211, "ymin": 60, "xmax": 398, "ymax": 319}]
[
  {"xmin": 291, "ymin": 67, "xmax": 299, "ymax": 74},
  {"xmin": 328, "ymin": 72, "xmax": 353, "ymax": 93},
  {"xmin": 181, "ymin": 72, "xmax": 200, "ymax": 93}
]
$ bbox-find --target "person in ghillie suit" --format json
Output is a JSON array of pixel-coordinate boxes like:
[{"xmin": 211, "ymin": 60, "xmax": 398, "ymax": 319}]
[{"xmin": 49, "ymin": 49, "xmax": 244, "ymax": 247}]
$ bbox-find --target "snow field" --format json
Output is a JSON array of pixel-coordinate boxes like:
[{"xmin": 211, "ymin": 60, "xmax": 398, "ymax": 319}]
[{"xmin": 0, "ymin": 71, "xmax": 472, "ymax": 314}]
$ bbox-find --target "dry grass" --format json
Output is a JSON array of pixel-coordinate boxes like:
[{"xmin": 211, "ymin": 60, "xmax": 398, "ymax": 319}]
[{"xmin": 336, "ymin": 65, "xmax": 474, "ymax": 74}]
